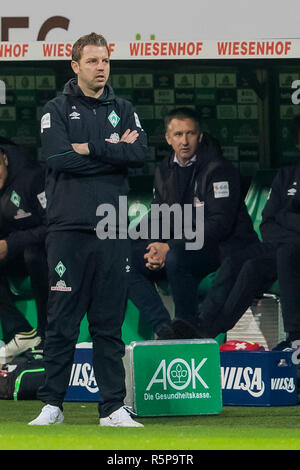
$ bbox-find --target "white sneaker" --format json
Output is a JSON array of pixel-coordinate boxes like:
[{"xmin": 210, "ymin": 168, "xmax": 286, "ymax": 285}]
[
  {"xmin": 28, "ymin": 405, "xmax": 64, "ymax": 426},
  {"xmin": 0, "ymin": 329, "xmax": 41, "ymax": 362},
  {"xmin": 100, "ymin": 406, "xmax": 144, "ymax": 427}
]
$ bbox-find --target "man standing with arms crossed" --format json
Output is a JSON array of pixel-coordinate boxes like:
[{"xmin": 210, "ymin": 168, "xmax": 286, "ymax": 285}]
[{"xmin": 29, "ymin": 33, "xmax": 147, "ymax": 426}]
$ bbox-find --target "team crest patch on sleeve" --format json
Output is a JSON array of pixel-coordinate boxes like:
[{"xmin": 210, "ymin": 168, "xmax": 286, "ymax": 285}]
[
  {"xmin": 41, "ymin": 113, "xmax": 51, "ymax": 134},
  {"xmin": 213, "ymin": 181, "xmax": 229, "ymax": 198},
  {"xmin": 37, "ymin": 191, "xmax": 47, "ymax": 209},
  {"xmin": 134, "ymin": 112, "xmax": 142, "ymax": 129}
]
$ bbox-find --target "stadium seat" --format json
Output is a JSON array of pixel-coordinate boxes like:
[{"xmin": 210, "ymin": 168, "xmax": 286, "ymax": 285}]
[
  {"xmin": 244, "ymin": 169, "xmax": 280, "ymax": 298},
  {"xmin": 244, "ymin": 169, "xmax": 277, "ymax": 240}
]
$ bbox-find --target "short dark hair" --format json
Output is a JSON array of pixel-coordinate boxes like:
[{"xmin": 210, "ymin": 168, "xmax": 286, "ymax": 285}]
[
  {"xmin": 164, "ymin": 107, "xmax": 201, "ymax": 132},
  {"xmin": 72, "ymin": 32, "xmax": 109, "ymax": 62}
]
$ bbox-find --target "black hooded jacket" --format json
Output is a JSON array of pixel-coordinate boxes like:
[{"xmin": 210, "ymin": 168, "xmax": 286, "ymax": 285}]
[
  {"xmin": 260, "ymin": 165, "xmax": 300, "ymax": 246},
  {"xmin": 41, "ymin": 78, "xmax": 147, "ymax": 232},
  {"xmin": 149, "ymin": 134, "xmax": 258, "ymax": 257},
  {"xmin": 0, "ymin": 144, "xmax": 47, "ymax": 258}
]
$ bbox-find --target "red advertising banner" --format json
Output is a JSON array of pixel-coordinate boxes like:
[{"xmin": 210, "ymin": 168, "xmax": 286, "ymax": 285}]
[{"xmin": 0, "ymin": 39, "xmax": 298, "ymax": 61}]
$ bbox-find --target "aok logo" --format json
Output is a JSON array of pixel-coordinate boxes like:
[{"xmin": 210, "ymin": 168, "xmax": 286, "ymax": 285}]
[
  {"xmin": 69, "ymin": 362, "xmax": 99, "ymax": 393},
  {"xmin": 221, "ymin": 366, "xmax": 265, "ymax": 397},
  {"xmin": 146, "ymin": 358, "xmax": 209, "ymax": 391}
]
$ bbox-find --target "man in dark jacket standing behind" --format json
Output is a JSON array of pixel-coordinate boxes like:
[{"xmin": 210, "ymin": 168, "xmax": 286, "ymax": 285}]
[
  {"xmin": 171, "ymin": 164, "xmax": 300, "ymax": 350},
  {"xmin": 29, "ymin": 33, "xmax": 147, "ymax": 427},
  {"xmin": 0, "ymin": 143, "xmax": 48, "ymax": 362},
  {"xmin": 129, "ymin": 107, "xmax": 258, "ymax": 340}
]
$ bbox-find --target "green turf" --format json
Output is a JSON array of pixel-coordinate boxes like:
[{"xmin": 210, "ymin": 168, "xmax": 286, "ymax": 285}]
[{"xmin": 1, "ymin": 401, "xmax": 300, "ymax": 450}]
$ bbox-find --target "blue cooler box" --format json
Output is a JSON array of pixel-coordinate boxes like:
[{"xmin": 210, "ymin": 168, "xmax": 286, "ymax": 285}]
[
  {"xmin": 220, "ymin": 350, "xmax": 298, "ymax": 406},
  {"xmin": 65, "ymin": 343, "xmax": 100, "ymax": 402}
]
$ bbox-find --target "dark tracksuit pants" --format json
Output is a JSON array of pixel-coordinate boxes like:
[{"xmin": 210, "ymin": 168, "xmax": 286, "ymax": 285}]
[
  {"xmin": 129, "ymin": 239, "xmax": 220, "ymax": 333},
  {"xmin": 199, "ymin": 241, "xmax": 300, "ymax": 338},
  {"xmin": 0, "ymin": 244, "xmax": 48, "ymax": 343},
  {"xmin": 38, "ymin": 231, "xmax": 130, "ymax": 418}
]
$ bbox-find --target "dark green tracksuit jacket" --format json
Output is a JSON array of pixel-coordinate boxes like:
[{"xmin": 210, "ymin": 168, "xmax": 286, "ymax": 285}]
[
  {"xmin": 37, "ymin": 78, "xmax": 147, "ymax": 416},
  {"xmin": 41, "ymin": 78, "xmax": 147, "ymax": 232}
]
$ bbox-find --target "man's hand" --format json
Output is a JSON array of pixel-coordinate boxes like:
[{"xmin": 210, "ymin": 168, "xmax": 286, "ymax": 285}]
[
  {"xmin": 144, "ymin": 242, "xmax": 170, "ymax": 271},
  {"xmin": 72, "ymin": 143, "xmax": 90, "ymax": 155},
  {"xmin": 121, "ymin": 129, "xmax": 139, "ymax": 144},
  {"xmin": 105, "ymin": 129, "xmax": 139, "ymax": 144},
  {"xmin": 144, "ymin": 244, "xmax": 161, "ymax": 271},
  {"xmin": 0, "ymin": 240, "xmax": 8, "ymax": 260}
]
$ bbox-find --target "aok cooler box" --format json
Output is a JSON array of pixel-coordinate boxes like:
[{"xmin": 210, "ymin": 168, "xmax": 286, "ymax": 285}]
[
  {"xmin": 220, "ymin": 350, "xmax": 298, "ymax": 406},
  {"xmin": 124, "ymin": 339, "xmax": 223, "ymax": 417}
]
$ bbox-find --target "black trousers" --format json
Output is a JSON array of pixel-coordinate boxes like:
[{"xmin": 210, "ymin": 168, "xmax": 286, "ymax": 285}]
[
  {"xmin": 129, "ymin": 239, "xmax": 220, "ymax": 333},
  {"xmin": 38, "ymin": 231, "xmax": 130, "ymax": 418},
  {"xmin": 0, "ymin": 244, "xmax": 48, "ymax": 342},
  {"xmin": 199, "ymin": 241, "xmax": 300, "ymax": 337}
]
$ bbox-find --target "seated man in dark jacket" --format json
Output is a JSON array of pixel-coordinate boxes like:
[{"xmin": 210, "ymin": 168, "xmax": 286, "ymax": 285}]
[
  {"xmin": 173, "ymin": 164, "xmax": 300, "ymax": 350},
  {"xmin": 0, "ymin": 144, "xmax": 48, "ymax": 362},
  {"xmin": 129, "ymin": 107, "xmax": 259, "ymax": 339}
]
